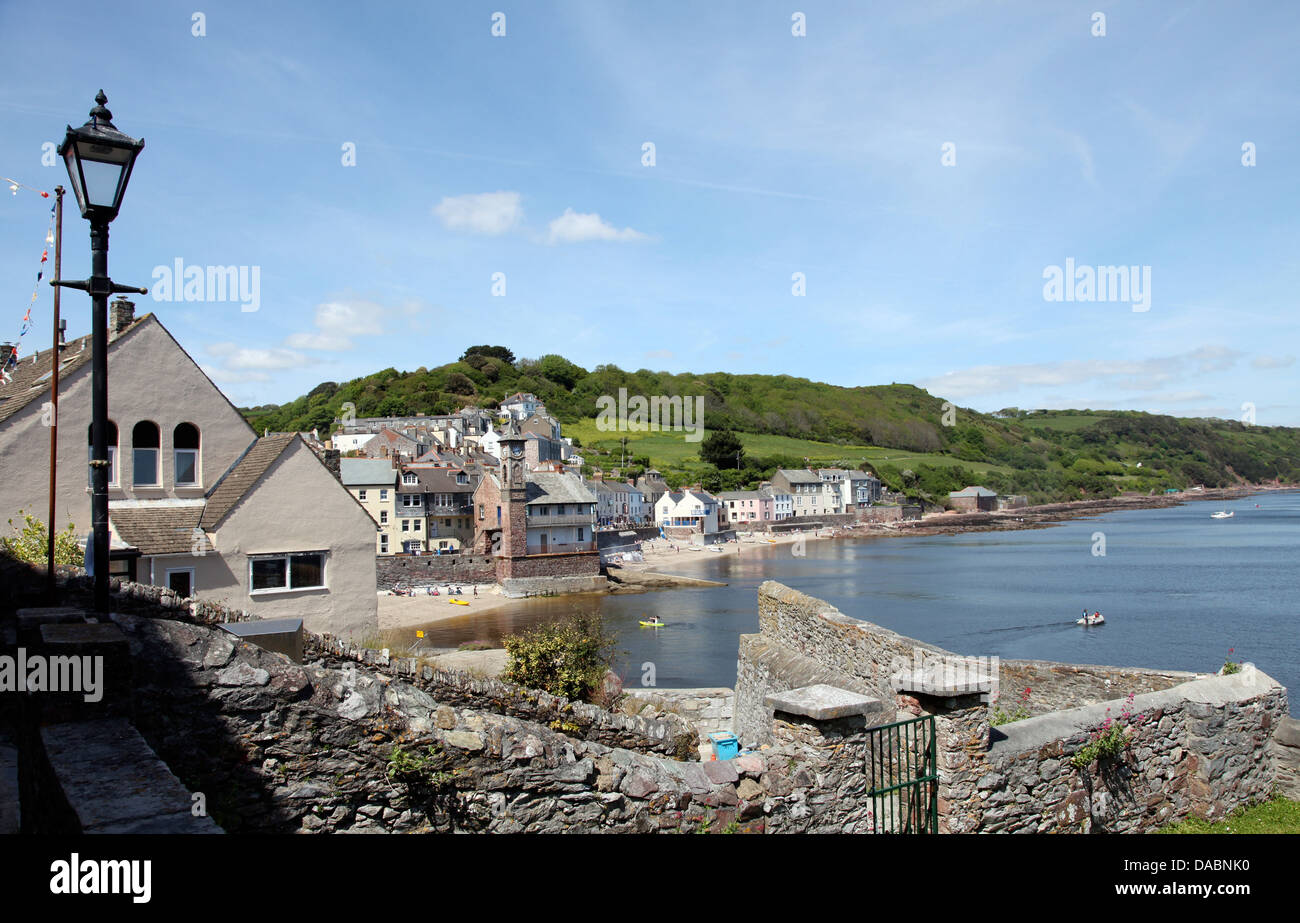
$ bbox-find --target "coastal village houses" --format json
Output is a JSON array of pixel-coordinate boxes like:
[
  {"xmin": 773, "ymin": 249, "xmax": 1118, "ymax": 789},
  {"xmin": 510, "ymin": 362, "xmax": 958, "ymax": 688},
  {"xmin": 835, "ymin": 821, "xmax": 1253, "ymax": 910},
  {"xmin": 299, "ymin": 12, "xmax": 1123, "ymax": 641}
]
[
  {"xmin": 655, "ymin": 488, "xmax": 721, "ymax": 534},
  {"xmin": 0, "ymin": 301, "xmax": 378, "ymax": 637},
  {"xmin": 771, "ymin": 468, "xmax": 843, "ymax": 519}
]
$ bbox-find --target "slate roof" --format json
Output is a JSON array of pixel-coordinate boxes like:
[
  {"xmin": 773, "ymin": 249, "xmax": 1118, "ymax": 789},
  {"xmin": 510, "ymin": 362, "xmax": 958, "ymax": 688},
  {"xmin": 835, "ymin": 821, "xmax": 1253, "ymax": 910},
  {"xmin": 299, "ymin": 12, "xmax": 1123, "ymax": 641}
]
[
  {"xmin": 777, "ymin": 468, "xmax": 822, "ymax": 484},
  {"xmin": 110, "ymin": 504, "xmax": 204, "ymax": 555},
  {"xmin": 407, "ymin": 467, "xmax": 477, "ymax": 493},
  {"xmin": 0, "ymin": 315, "xmax": 149, "ymax": 424},
  {"xmin": 340, "ymin": 458, "xmax": 398, "ymax": 487},
  {"xmin": 524, "ymin": 472, "xmax": 596, "ymax": 506},
  {"xmin": 949, "ymin": 485, "xmax": 997, "ymax": 497},
  {"xmin": 200, "ymin": 434, "xmax": 296, "ymax": 529}
]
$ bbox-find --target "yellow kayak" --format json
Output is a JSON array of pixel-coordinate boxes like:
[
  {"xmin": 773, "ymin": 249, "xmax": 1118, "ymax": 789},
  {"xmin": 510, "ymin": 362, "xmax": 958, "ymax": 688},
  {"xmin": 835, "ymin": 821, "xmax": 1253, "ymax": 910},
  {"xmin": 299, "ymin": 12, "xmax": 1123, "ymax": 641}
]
[
  {"xmin": 450, "ymin": 598, "xmax": 469, "ymax": 606},
  {"xmin": 639, "ymin": 619, "xmax": 665, "ymax": 627}
]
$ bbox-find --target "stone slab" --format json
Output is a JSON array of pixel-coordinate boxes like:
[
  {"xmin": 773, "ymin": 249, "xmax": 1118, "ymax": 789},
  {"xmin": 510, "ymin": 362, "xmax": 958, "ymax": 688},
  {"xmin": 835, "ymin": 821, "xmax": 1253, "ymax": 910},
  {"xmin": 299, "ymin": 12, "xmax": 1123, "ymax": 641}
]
[
  {"xmin": 39, "ymin": 621, "xmax": 129, "ymax": 647},
  {"xmin": 220, "ymin": 618, "xmax": 304, "ymax": 663},
  {"xmin": 42, "ymin": 718, "xmax": 221, "ymax": 834},
  {"xmin": 16, "ymin": 607, "xmax": 89, "ymax": 631},
  {"xmin": 765, "ymin": 683, "xmax": 882, "ymax": 721},
  {"xmin": 1274, "ymin": 716, "xmax": 1300, "ymax": 749}
]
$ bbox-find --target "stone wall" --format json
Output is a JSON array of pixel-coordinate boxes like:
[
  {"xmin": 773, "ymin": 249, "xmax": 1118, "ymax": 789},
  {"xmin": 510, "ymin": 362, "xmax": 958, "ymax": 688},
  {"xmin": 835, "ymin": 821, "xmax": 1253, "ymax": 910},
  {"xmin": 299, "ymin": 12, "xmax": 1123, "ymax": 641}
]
[
  {"xmin": 735, "ymin": 581, "xmax": 951, "ymax": 743},
  {"xmin": 974, "ymin": 668, "xmax": 1288, "ymax": 832},
  {"xmin": 623, "ymin": 688, "xmax": 735, "ymax": 741},
  {"xmin": 997, "ymin": 659, "xmax": 1203, "ymax": 716},
  {"xmin": 1267, "ymin": 716, "xmax": 1300, "ymax": 800},
  {"xmin": 376, "ymin": 553, "xmax": 497, "ymax": 589}
]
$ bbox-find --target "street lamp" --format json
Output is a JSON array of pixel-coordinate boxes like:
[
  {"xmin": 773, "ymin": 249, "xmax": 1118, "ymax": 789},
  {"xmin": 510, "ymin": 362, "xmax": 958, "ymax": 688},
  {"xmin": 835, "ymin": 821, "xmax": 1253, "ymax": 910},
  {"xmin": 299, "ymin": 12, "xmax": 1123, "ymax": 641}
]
[{"xmin": 53, "ymin": 90, "xmax": 148, "ymax": 613}]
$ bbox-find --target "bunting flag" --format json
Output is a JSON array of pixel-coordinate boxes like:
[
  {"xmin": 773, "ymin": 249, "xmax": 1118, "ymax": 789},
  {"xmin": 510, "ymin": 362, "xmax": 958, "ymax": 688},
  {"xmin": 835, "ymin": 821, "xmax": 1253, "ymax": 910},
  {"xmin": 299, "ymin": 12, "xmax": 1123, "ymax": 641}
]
[
  {"xmin": 2, "ymin": 184, "xmax": 57, "ymax": 385},
  {"xmin": 2, "ymin": 175, "xmax": 51, "ymax": 198}
]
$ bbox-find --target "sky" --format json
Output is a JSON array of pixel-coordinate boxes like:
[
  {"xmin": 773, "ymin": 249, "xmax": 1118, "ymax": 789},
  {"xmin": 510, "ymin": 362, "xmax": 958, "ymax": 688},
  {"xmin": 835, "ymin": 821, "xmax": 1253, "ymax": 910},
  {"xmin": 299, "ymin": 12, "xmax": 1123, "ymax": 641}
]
[{"xmin": 2, "ymin": 1, "xmax": 1299, "ymax": 424}]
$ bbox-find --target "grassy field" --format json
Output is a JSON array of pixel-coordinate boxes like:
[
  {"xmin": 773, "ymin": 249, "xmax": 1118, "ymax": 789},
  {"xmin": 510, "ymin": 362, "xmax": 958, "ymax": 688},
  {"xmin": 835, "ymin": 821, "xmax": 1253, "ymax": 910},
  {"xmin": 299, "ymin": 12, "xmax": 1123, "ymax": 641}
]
[
  {"xmin": 565, "ymin": 419, "xmax": 1013, "ymax": 476},
  {"xmin": 1158, "ymin": 797, "xmax": 1300, "ymax": 834}
]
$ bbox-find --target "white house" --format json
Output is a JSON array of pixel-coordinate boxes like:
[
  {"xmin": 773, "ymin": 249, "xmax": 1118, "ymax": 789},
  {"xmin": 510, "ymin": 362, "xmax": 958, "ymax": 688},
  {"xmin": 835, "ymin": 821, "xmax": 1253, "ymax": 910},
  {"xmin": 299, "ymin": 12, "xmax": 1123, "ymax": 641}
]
[{"xmin": 655, "ymin": 488, "xmax": 720, "ymax": 533}]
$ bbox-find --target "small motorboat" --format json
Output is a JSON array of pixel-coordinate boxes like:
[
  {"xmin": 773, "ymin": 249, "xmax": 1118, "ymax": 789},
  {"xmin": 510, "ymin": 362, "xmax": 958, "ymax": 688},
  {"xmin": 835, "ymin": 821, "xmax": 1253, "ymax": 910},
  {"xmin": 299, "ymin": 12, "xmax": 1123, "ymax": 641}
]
[
  {"xmin": 1077, "ymin": 612, "xmax": 1105, "ymax": 626},
  {"xmin": 639, "ymin": 618, "xmax": 665, "ymax": 628},
  {"xmin": 449, "ymin": 598, "xmax": 469, "ymax": 606},
  {"xmin": 1211, "ymin": 511, "xmax": 1234, "ymax": 519}
]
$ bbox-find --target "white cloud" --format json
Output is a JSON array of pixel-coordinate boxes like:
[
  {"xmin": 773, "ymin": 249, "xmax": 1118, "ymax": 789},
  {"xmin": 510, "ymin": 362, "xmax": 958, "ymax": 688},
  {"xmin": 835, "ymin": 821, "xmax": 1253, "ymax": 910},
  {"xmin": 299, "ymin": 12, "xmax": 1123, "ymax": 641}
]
[
  {"xmin": 207, "ymin": 343, "xmax": 313, "ymax": 371},
  {"xmin": 433, "ymin": 191, "xmax": 523, "ymax": 235},
  {"xmin": 284, "ymin": 299, "xmax": 422, "ymax": 352},
  {"xmin": 1252, "ymin": 354, "xmax": 1296, "ymax": 370},
  {"xmin": 918, "ymin": 346, "xmax": 1244, "ymax": 401},
  {"xmin": 545, "ymin": 208, "xmax": 648, "ymax": 245}
]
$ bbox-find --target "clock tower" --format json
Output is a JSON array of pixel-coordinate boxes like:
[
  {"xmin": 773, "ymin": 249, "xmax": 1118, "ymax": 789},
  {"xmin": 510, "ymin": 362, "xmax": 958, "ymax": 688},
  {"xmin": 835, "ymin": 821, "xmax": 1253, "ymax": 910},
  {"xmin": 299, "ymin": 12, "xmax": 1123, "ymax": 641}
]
[{"xmin": 497, "ymin": 419, "xmax": 529, "ymax": 567}]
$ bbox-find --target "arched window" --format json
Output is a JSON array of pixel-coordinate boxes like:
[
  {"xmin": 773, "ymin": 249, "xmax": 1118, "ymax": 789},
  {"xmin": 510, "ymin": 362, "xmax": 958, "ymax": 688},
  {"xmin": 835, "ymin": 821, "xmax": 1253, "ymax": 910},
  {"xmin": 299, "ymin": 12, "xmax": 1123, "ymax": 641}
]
[
  {"xmin": 132, "ymin": 421, "xmax": 160, "ymax": 487},
  {"xmin": 87, "ymin": 421, "xmax": 119, "ymax": 486},
  {"xmin": 174, "ymin": 422, "xmax": 200, "ymax": 486}
]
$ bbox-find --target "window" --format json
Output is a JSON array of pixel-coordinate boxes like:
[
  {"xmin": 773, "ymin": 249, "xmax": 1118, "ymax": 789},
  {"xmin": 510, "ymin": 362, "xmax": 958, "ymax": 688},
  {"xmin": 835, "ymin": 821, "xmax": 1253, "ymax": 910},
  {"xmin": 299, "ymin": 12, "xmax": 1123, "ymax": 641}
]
[
  {"xmin": 132, "ymin": 421, "xmax": 161, "ymax": 486},
  {"xmin": 414, "ymin": 520, "xmax": 422, "ymax": 531},
  {"xmin": 87, "ymin": 421, "xmax": 119, "ymax": 486},
  {"xmin": 174, "ymin": 422, "xmax": 200, "ymax": 486},
  {"xmin": 249, "ymin": 552, "xmax": 325, "ymax": 593},
  {"xmin": 456, "ymin": 472, "xmax": 468, "ymax": 484},
  {"xmin": 578, "ymin": 527, "xmax": 585, "ymax": 541},
  {"xmin": 401, "ymin": 520, "xmax": 410, "ymax": 532},
  {"xmin": 401, "ymin": 494, "xmax": 420, "ymax": 508},
  {"xmin": 403, "ymin": 472, "xmax": 418, "ymax": 484},
  {"xmin": 358, "ymin": 489, "xmax": 367, "ymax": 501},
  {"xmin": 380, "ymin": 489, "xmax": 388, "ymax": 501},
  {"xmin": 380, "ymin": 535, "xmax": 389, "ymax": 553},
  {"xmin": 380, "ymin": 510, "xmax": 388, "ymax": 524}
]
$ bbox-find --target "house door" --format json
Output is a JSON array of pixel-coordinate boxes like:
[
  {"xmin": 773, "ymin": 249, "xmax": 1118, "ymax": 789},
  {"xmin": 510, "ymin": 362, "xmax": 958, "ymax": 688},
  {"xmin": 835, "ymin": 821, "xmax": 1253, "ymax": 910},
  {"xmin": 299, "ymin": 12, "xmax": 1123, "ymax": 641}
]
[
  {"xmin": 539, "ymin": 534, "xmax": 548, "ymax": 553},
  {"xmin": 166, "ymin": 567, "xmax": 194, "ymax": 598}
]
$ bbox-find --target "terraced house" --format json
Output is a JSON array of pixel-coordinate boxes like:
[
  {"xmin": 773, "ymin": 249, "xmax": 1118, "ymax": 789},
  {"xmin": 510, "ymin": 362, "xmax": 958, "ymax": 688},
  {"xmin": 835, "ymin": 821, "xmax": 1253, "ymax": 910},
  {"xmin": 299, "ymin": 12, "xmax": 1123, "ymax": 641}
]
[{"xmin": 0, "ymin": 301, "xmax": 377, "ymax": 637}]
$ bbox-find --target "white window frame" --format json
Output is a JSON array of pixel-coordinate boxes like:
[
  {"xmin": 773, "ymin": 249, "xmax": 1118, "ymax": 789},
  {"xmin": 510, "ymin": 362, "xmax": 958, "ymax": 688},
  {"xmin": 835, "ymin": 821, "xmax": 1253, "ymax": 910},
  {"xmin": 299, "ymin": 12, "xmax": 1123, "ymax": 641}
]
[
  {"xmin": 358, "ymin": 489, "xmax": 368, "ymax": 501},
  {"xmin": 380, "ymin": 534, "xmax": 389, "ymax": 553},
  {"xmin": 248, "ymin": 551, "xmax": 327, "ymax": 595},
  {"xmin": 174, "ymin": 447, "xmax": 200, "ymax": 487},
  {"xmin": 133, "ymin": 446, "xmax": 161, "ymax": 488},
  {"xmin": 380, "ymin": 489, "xmax": 389, "ymax": 501}
]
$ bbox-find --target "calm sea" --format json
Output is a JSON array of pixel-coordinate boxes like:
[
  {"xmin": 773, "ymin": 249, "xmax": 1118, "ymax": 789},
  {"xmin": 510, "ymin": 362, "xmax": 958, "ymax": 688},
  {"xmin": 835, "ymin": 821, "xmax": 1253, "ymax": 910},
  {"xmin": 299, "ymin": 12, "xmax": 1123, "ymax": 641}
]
[{"xmin": 399, "ymin": 490, "xmax": 1300, "ymax": 714}]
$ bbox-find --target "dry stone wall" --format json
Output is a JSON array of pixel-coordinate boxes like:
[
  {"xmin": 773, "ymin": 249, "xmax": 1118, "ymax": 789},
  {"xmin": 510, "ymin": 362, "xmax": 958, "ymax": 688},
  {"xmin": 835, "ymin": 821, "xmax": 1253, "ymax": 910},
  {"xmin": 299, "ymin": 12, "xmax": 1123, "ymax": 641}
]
[{"xmin": 997, "ymin": 659, "xmax": 1201, "ymax": 716}]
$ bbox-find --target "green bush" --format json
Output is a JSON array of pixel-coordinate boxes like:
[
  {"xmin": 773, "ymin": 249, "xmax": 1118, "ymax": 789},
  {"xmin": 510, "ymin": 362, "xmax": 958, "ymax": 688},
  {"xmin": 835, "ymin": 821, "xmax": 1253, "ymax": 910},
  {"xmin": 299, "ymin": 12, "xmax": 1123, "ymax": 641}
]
[
  {"xmin": 0, "ymin": 511, "xmax": 83, "ymax": 567},
  {"xmin": 502, "ymin": 613, "xmax": 618, "ymax": 702}
]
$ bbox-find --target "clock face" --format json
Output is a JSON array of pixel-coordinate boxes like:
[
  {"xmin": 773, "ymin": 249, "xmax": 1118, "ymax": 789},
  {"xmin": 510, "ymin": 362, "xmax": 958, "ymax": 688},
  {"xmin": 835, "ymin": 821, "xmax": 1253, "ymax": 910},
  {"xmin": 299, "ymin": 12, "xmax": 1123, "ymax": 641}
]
[{"xmin": 511, "ymin": 444, "xmax": 524, "ymax": 457}]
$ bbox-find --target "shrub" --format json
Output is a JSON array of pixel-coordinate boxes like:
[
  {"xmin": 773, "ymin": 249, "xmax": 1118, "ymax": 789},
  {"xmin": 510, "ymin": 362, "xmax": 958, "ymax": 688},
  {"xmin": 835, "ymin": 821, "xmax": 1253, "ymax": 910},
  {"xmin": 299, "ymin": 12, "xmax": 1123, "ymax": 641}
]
[
  {"xmin": 502, "ymin": 613, "xmax": 617, "ymax": 702},
  {"xmin": 1221, "ymin": 648, "xmax": 1241, "ymax": 675},
  {"xmin": 991, "ymin": 687, "xmax": 1032, "ymax": 726},
  {"xmin": 0, "ymin": 511, "xmax": 83, "ymax": 567}
]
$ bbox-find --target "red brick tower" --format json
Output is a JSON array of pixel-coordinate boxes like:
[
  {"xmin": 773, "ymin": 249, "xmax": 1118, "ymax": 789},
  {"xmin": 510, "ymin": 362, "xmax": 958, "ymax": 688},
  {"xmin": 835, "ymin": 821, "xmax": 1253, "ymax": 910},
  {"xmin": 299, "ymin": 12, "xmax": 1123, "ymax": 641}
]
[{"xmin": 496, "ymin": 420, "xmax": 529, "ymax": 575}]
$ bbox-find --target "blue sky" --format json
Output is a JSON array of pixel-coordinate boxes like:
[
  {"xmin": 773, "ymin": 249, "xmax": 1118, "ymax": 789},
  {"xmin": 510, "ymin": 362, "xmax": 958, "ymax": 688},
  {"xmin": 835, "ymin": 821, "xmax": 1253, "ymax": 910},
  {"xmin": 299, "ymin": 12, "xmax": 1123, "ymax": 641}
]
[{"xmin": 3, "ymin": 1, "xmax": 1299, "ymax": 424}]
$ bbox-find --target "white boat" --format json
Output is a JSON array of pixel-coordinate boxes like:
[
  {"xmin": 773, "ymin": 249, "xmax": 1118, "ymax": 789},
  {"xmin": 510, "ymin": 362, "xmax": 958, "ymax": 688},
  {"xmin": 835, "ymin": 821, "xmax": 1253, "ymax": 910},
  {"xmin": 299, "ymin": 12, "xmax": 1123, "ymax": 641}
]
[
  {"xmin": 1211, "ymin": 511, "xmax": 1234, "ymax": 519},
  {"xmin": 1076, "ymin": 613, "xmax": 1105, "ymax": 626}
]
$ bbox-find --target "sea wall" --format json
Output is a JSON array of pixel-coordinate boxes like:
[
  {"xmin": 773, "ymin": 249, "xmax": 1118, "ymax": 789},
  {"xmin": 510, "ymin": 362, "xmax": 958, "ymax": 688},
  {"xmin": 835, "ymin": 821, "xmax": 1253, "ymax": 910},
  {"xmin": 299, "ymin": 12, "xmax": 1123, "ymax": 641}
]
[
  {"xmin": 996, "ymin": 659, "xmax": 1203, "ymax": 716},
  {"xmin": 376, "ymin": 554, "xmax": 497, "ymax": 589},
  {"xmin": 975, "ymin": 669, "xmax": 1287, "ymax": 832}
]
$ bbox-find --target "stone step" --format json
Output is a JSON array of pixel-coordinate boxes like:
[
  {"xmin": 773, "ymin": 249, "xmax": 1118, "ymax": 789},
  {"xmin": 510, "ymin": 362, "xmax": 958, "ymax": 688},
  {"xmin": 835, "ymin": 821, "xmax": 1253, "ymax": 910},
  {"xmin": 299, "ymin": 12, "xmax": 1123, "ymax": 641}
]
[
  {"xmin": 33, "ymin": 621, "xmax": 133, "ymax": 721},
  {"xmin": 15, "ymin": 606, "xmax": 90, "ymax": 646},
  {"xmin": 40, "ymin": 718, "xmax": 221, "ymax": 834}
]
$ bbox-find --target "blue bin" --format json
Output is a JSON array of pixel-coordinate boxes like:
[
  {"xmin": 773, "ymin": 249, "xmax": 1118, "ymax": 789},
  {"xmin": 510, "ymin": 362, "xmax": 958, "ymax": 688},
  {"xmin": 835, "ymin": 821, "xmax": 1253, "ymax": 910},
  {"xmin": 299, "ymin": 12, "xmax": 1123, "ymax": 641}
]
[{"xmin": 708, "ymin": 731, "xmax": 739, "ymax": 761}]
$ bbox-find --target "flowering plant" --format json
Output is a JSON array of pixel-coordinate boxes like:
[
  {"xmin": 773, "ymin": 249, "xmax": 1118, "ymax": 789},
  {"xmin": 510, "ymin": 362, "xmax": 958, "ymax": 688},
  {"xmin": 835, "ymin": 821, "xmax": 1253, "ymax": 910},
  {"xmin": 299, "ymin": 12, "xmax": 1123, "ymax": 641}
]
[
  {"xmin": 1070, "ymin": 692, "xmax": 1143, "ymax": 770},
  {"xmin": 991, "ymin": 686, "xmax": 1032, "ymax": 727},
  {"xmin": 1221, "ymin": 648, "xmax": 1241, "ymax": 675}
]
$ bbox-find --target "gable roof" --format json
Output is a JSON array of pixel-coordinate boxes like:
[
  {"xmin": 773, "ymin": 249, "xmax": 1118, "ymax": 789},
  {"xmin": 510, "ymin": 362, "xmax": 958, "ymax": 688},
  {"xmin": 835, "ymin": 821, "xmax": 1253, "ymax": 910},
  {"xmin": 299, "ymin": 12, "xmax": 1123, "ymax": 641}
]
[
  {"xmin": 777, "ymin": 468, "xmax": 821, "ymax": 484},
  {"xmin": 200, "ymin": 433, "xmax": 296, "ymax": 529},
  {"xmin": 0, "ymin": 313, "xmax": 149, "ymax": 424},
  {"xmin": 950, "ymin": 485, "xmax": 997, "ymax": 497}
]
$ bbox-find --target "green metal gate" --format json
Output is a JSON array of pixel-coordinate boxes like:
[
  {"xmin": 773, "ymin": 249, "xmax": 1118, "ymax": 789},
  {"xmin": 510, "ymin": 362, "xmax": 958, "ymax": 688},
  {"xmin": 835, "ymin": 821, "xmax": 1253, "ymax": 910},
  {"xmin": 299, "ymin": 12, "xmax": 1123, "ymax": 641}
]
[{"xmin": 865, "ymin": 715, "xmax": 938, "ymax": 834}]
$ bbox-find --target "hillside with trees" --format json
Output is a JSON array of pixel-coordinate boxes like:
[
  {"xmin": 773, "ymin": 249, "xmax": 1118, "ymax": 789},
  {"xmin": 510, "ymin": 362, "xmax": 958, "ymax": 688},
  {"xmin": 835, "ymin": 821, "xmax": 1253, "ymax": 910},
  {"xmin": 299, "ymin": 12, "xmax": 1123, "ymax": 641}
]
[{"xmin": 241, "ymin": 348, "xmax": 1300, "ymax": 506}]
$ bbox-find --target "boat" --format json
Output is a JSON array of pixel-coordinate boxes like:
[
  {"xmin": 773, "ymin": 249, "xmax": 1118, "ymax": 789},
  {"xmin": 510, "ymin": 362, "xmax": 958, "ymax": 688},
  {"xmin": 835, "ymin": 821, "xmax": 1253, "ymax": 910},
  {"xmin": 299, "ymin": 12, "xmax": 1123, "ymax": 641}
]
[
  {"xmin": 449, "ymin": 598, "xmax": 469, "ymax": 606},
  {"xmin": 639, "ymin": 619, "xmax": 665, "ymax": 628},
  {"xmin": 1077, "ymin": 613, "xmax": 1105, "ymax": 626},
  {"xmin": 1211, "ymin": 511, "xmax": 1234, "ymax": 519}
]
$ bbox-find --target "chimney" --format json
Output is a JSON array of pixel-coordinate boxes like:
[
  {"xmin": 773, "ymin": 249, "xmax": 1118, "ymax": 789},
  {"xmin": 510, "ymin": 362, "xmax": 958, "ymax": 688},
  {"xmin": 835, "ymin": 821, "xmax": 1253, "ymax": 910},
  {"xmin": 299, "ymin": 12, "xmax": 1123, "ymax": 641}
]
[{"xmin": 109, "ymin": 298, "xmax": 135, "ymax": 339}]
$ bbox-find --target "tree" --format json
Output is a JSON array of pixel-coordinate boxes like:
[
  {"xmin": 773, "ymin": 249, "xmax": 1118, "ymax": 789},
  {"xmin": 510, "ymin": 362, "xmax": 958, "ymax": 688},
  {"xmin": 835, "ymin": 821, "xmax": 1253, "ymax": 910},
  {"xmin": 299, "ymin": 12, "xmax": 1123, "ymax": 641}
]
[
  {"xmin": 537, "ymin": 354, "xmax": 587, "ymax": 390},
  {"xmin": 461, "ymin": 345, "xmax": 515, "ymax": 365},
  {"xmin": 700, "ymin": 429, "xmax": 745, "ymax": 468},
  {"xmin": 445, "ymin": 372, "xmax": 477, "ymax": 396}
]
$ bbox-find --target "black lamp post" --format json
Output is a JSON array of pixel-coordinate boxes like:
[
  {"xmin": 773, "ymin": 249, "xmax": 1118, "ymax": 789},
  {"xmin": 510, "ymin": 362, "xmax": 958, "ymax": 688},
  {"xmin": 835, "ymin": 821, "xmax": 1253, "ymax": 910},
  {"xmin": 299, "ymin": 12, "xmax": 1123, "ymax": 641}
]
[{"xmin": 53, "ymin": 90, "xmax": 147, "ymax": 613}]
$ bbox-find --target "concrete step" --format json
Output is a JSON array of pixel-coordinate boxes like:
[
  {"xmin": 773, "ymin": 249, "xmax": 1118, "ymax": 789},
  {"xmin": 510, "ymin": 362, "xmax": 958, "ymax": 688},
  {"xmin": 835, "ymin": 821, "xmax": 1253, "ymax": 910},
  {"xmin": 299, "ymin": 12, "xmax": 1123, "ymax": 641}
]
[
  {"xmin": 33, "ymin": 621, "xmax": 133, "ymax": 721},
  {"xmin": 40, "ymin": 718, "xmax": 221, "ymax": 834}
]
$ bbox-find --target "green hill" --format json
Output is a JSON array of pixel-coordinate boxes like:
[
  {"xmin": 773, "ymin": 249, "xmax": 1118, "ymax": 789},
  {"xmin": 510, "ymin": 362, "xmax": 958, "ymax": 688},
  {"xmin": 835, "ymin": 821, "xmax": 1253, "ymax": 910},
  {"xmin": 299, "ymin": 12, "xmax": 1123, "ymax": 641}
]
[{"xmin": 240, "ymin": 348, "xmax": 1300, "ymax": 505}]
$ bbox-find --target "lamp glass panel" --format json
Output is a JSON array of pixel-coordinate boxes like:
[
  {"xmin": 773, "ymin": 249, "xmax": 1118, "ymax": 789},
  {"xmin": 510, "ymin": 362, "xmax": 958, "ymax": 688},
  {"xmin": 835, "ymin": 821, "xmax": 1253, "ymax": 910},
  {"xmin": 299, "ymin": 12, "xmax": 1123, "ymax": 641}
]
[
  {"xmin": 78, "ymin": 157, "xmax": 125, "ymax": 210},
  {"xmin": 63, "ymin": 147, "xmax": 85, "ymax": 212}
]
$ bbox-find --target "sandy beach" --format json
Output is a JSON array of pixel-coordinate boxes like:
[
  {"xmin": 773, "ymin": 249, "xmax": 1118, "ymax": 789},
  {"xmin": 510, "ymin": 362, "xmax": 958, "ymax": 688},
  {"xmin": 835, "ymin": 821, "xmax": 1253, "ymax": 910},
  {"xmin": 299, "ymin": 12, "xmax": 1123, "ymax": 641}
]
[{"xmin": 377, "ymin": 588, "xmax": 543, "ymax": 631}]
